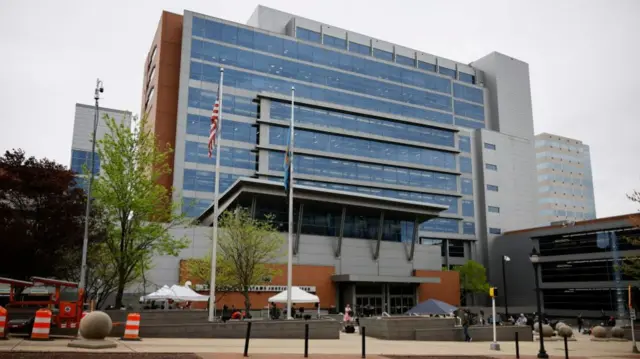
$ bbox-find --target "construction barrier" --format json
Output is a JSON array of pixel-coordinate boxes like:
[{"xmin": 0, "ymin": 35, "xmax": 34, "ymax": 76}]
[
  {"xmin": 121, "ymin": 313, "xmax": 141, "ymax": 341},
  {"xmin": 30, "ymin": 309, "xmax": 52, "ymax": 341},
  {"xmin": 0, "ymin": 306, "xmax": 7, "ymax": 340}
]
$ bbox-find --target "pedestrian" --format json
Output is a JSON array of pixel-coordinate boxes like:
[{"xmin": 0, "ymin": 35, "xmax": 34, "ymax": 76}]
[
  {"xmin": 462, "ymin": 310, "xmax": 472, "ymax": 342},
  {"xmin": 577, "ymin": 313, "xmax": 584, "ymax": 333}
]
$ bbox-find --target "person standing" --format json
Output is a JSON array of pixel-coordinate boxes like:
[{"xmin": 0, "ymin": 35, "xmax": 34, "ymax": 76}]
[
  {"xmin": 462, "ymin": 310, "xmax": 472, "ymax": 342},
  {"xmin": 577, "ymin": 314, "xmax": 584, "ymax": 333}
]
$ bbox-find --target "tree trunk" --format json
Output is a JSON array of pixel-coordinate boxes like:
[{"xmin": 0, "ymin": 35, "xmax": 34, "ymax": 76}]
[
  {"xmin": 243, "ymin": 290, "xmax": 251, "ymax": 313},
  {"xmin": 115, "ymin": 280, "xmax": 125, "ymax": 308}
]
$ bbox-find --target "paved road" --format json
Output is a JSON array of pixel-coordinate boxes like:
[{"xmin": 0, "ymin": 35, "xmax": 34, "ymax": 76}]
[{"xmin": 0, "ymin": 332, "xmax": 635, "ymax": 358}]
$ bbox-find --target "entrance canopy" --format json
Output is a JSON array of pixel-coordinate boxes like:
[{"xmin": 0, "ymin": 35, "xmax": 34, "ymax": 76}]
[
  {"xmin": 268, "ymin": 286, "xmax": 319, "ymax": 304},
  {"xmin": 406, "ymin": 298, "xmax": 458, "ymax": 315}
]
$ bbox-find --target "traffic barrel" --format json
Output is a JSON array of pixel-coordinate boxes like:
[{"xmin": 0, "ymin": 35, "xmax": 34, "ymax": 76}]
[
  {"xmin": 121, "ymin": 313, "xmax": 141, "ymax": 341},
  {"xmin": 0, "ymin": 306, "xmax": 7, "ymax": 340},
  {"xmin": 30, "ymin": 309, "xmax": 52, "ymax": 341}
]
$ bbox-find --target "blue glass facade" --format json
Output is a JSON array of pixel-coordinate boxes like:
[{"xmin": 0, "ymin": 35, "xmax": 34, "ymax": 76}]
[
  {"xmin": 71, "ymin": 149, "xmax": 100, "ymax": 175},
  {"xmin": 180, "ymin": 14, "xmax": 485, "ymax": 237}
]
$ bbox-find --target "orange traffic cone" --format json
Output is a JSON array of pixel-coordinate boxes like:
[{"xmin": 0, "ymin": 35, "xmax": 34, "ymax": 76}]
[
  {"xmin": 0, "ymin": 305, "xmax": 8, "ymax": 340},
  {"xmin": 121, "ymin": 313, "xmax": 141, "ymax": 341},
  {"xmin": 30, "ymin": 309, "xmax": 52, "ymax": 341}
]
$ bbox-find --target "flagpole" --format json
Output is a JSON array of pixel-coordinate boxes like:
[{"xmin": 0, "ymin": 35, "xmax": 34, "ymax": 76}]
[
  {"xmin": 208, "ymin": 68, "xmax": 224, "ymax": 322},
  {"xmin": 286, "ymin": 86, "xmax": 295, "ymax": 320}
]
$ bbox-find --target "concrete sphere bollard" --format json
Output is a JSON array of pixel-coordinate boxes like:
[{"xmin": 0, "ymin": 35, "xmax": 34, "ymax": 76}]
[
  {"xmin": 592, "ymin": 326, "xmax": 607, "ymax": 338},
  {"xmin": 557, "ymin": 325, "xmax": 573, "ymax": 338},
  {"xmin": 79, "ymin": 311, "xmax": 113, "ymax": 340},
  {"xmin": 534, "ymin": 323, "xmax": 554, "ymax": 337},
  {"xmin": 611, "ymin": 326, "xmax": 625, "ymax": 338}
]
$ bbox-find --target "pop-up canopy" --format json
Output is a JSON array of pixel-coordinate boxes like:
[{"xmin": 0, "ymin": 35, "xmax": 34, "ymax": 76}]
[
  {"xmin": 142, "ymin": 285, "xmax": 177, "ymax": 301},
  {"xmin": 268, "ymin": 286, "xmax": 319, "ymax": 304},
  {"xmin": 169, "ymin": 284, "xmax": 209, "ymax": 302}
]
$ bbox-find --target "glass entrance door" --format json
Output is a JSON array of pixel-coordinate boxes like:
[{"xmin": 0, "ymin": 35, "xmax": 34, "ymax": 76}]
[{"xmin": 356, "ymin": 295, "xmax": 384, "ymax": 316}]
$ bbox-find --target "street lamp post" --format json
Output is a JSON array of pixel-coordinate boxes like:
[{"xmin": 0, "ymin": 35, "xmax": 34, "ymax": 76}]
[
  {"xmin": 529, "ymin": 247, "xmax": 548, "ymax": 359},
  {"xmin": 502, "ymin": 255, "xmax": 511, "ymax": 319},
  {"xmin": 79, "ymin": 79, "xmax": 104, "ymax": 293}
]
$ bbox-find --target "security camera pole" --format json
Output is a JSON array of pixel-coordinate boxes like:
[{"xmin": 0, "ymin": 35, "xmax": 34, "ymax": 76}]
[{"xmin": 79, "ymin": 78, "xmax": 104, "ymax": 293}]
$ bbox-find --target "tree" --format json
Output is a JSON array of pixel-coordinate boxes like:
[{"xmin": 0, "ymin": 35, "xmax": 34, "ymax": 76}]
[
  {"xmin": 91, "ymin": 114, "xmax": 189, "ymax": 307},
  {"xmin": 184, "ymin": 253, "xmax": 234, "ymax": 303},
  {"xmin": 187, "ymin": 207, "xmax": 284, "ymax": 311},
  {"xmin": 620, "ymin": 191, "xmax": 640, "ymax": 281},
  {"xmin": 0, "ymin": 149, "xmax": 107, "ymax": 282},
  {"xmin": 455, "ymin": 260, "xmax": 490, "ymax": 305}
]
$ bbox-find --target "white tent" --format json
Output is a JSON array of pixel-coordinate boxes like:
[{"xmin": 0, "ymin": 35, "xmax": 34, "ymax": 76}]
[
  {"xmin": 169, "ymin": 284, "xmax": 209, "ymax": 302},
  {"xmin": 268, "ymin": 286, "xmax": 319, "ymax": 304},
  {"xmin": 142, "ymin": 285, "xmax": 178, "ymax": 301}
]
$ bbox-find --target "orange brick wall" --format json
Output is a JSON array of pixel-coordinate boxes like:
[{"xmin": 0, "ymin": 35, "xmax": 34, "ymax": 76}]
[
  {"xmin": 414, "ymin": 270, "xmax": 460, "ymax": 306},
  {"xmin": 178, "ymin": 261, "xmax": 336, "ymax": 310}
]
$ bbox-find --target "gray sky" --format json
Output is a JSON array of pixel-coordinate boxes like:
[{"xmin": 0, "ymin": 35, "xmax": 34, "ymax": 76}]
[{"xmin": 1, "ymin": 0, "xmax": 638, "ymax": 218}]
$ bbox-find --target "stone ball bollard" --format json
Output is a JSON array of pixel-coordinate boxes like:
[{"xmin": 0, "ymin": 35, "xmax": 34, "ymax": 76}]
[
  {"xmin": 79, "ymin": 311, "xmax": 113, "ymax": 340},
  {"xmin": 557, "ymin": 324, "xmax": 573, "ymax": 338},
  {"xmin": 591, "ymin": 326, "xmax": 607, "ymax": 338},
  {"xmin": 534, "ymin": 323, "xmax": 554, "ymax": 337},
  {"xmin": 611, "ymin": 326, "xmax": 625, "ymax": 338}
]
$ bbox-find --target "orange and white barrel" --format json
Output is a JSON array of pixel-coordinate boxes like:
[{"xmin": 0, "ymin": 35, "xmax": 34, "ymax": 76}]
[
  {"xmin": 30, "ymin": 309, "xmax": 52, "ymax": 341},
  {"xmin": 121, "ymin": 313, "xmax": 141, "ymax": 341},
  {"xmin": 0, "ymin": 305, "xmax": 7, "ymax": 340}
]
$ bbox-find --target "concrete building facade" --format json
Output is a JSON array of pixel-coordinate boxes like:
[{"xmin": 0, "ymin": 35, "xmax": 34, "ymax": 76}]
[
  {"xmin": 136, "ymin": 5, "xmax": 539, "ymax": 311},
  {"xmin": 535, "ymin": 132, "xmax": 596, "ymax": 226}
]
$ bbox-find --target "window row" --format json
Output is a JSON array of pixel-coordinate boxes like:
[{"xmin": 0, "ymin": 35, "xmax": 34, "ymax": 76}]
[
  {"xmin": 191, "ymin": 40, "xmax": 454, "ymax": 112},
  {"xmin": 71, "ymin": 149, "xmax": 100, "ymax": 175},
  {"xmin": 536, "ymin": 162, "xmax": 586, "ymax": 173},
  {"xmin": 538, "ymin": 187, "xmax": 594, "ymax": 199},
  {"xmin": 268, "ymin": 126, "xmax": 457, "ymax": 170},
  {"xmin": 420, "ymin": 238, "xmax": 465, "ymax": 257},
  {"xmin": 192, "ymin": 17, "xmax": 454, "ymax": 94},
  {"xmin": 420, "ymin": 218, "xmax": 459, "ymax": 234},
  {"xmin": 458, "ymin": 135, "xmax": 471, "ymax": 153},
  {"xmin": 187, "ymin": 115, "xmax": 257, "ymax": 143},
  {"xmin": 269, "ymin": 101, "xmax": 456, "ymax": 148},
  {"xmin": 188, "ymin": 88, "xmax": 258, "ymax": 118},
  {"xmin": 184, "ymin": 141, "xmax": 257, "ymax": 170},
  {"xmin": 461, "ymin": 178, "xmax": 473, "ymax": 195},
  {"xmin": 182, "ymin": 197, "xmax": 212, "ymax": 218},
  {"xmin": 540, "ymin": 258, "xmax": 632, "ymax": 283},
  {"xmin": 454, "ymin": 100, "xmax": 484, "ymax": 121},
  {"xmin": 536, "ymin": 151, "xmax": 587, "ymax": 164},
  {"xmin": 537, "ymin": 229, "xmax": 640, "ymax": 256},
  {"xmin": 538, "ymin": 173, "xmax": 593, "ymax": 187},
  {"xmin": 268, "ymin": 151, "xmax": 459, "ymax": 192},
  {"xmin": 453, "ymin": 83, "xmax": 483, "ymax": 104},
  {"xmin": 539, "ymin": 209, "xmax": 596, "ymax": 220},
  {"xmin": 542, "ymin": 288, "xmax": 629, "ymax": 312},
  {"xmin": 455, "ymin": 117, "xmax": 486, "ymax": 130},
  {"xmin": 190, "ymin": 62, "xmax": 455, "ymax": 126},
  {"xmin": 535, "ymin": 140, "xmax": 588, "ymax": 154},
  {"xmin": 182, "ymin": 169, "xmax": 242, "ymax": 193}
]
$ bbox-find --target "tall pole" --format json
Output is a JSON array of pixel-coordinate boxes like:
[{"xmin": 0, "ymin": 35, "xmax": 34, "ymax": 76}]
[
  {"xmin": 286, "ymin": 86, "xmax": 295, "ymax": 320},
  {"xmin": 502, "ymin": 258, "xmax": 509, "ymax": 319},
  {"xmin": 533, "ymin": 262, "xmax": 548, "ymax": 359},
  {"xmin": 208, "ymin": 68, "xmax": 224, "ymax": 322},
  {"xmin": 79, "ymin": 78, "xmax": 103, "ymax": 292}
]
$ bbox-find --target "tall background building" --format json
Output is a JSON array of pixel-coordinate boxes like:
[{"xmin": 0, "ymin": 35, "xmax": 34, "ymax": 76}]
[
  {"xmin": 70, "ymin": 103, "xmax": 132, "ymax": 186},
  {"xmin": 535, "ymin": 132, "xmax": 596, "ymax": 226},
  {"xmin": 133, "ymin": 5, "xmax": 539, "ymax": 308}
]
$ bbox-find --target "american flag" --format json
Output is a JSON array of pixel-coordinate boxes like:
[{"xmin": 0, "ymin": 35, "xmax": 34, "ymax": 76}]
[{"xmin": 207, "ymin": 95, "xmax": 221, "ymax": 158}]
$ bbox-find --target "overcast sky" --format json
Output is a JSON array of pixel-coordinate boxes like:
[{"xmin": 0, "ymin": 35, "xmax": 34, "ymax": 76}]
[{"xmin": 1, "ymin": 0, "xmax": 638, "ymax": 218}]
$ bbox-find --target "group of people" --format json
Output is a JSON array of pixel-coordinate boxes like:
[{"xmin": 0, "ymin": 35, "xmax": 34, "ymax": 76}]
[{"xmin": 221, "ymin": 305, "xmax": 250, "ymax": 322}]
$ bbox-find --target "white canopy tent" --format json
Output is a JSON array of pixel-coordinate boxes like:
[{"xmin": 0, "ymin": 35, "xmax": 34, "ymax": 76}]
[
  {"xmin": 268, "ymin": 287, "xmax": 320, "ymax": 319},
  {"xmin": 142, "ymin": 285, "xmax": 177, "ymax": 301},
  {"xmin": 169, "ymin": 284, "xmax": 209, "ymax": 302}
]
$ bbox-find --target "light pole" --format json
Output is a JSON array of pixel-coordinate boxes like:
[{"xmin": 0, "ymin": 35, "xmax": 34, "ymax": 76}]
[
  {"xmin": 79, "ymin": 79, "xmax": 104, "ymax": 293},
  {"xmin": 529, "ymin": 247, "xmax": 548, "ymax": 359},
  {"xmin": 502, "ymin": 255, "xmax": 511, "ymax": 319}
]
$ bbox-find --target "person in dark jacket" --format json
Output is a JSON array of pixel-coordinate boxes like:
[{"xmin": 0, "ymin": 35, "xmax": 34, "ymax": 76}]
[
  {"xmin": 462, "ymin": 310, "xmax": 472, "ymax": 342},
  {"xmin": 577, "ymin": 314, "xmax": 584, "ymax": 332}
]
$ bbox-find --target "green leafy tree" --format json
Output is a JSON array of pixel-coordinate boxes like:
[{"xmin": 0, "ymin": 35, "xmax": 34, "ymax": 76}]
[
  {"xmin": 92, "ymin": 114, "xmax": 189, "ymax": 307},
  {"xmin": 455, "ymin": 260, "xmax": 490, "ymax": 305},
  {"xmin": 185, "ymin": 253, "xmax": 234, "ymax": 303}
]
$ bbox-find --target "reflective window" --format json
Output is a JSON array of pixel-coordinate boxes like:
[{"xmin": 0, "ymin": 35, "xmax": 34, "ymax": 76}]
[
  {"xmin": 448, "ymin": 239, "xmax": 465, "ymax": 257},
  {"xmin": 486, "ymin": 184, "xmax": 499, "ymax": 192},
  {"xmin": 255, "ymin": 197, "xmax": 297, "ymax": 232},
  {"xmin": 458, "ymin": 72, "xmax": 475, "ymax": 84},
  {"xmin": 296, "ymin": 27, "xmax": 321, "ymax": 43},
  {"xmin": 323, "ymin": 34, "xmax": 346, "ymax": 49},
  {"xmin": 463, "ymin": 221, "xmax": 475, "ymax": 235},
  {"xmin": 382, "ymin": 218, "xmax": 415, "ymax": 242},
  {"xmin": 453, "ymin": 83, "xmax": 483, "ymax": 104},
  {"xmin": 190, "ymin": 41, "xmax": 453, "ymax": 112},
  {"xmin": 543, "ymin": 288, "xmax": 630, "ymax": 312},
  {"xmin": 268, "ymin": 151, "xmax": 458, "ymax": 191},
  {"xmin": 541, "ymin": 258, "xmax": 634, "ymax": 283},
  {"xmin": 187, "ymin": 115, "xmax": 257, "ymax": 143},
  {"xmin": 182, "ymin": 197, "xmax": 211, "ymax": 218},
  {"xmin": 485, "ymin": 163, "xmax": 498, "ymax": 171},
  {"xmin": 454, "ymin": 100, "xmax": 485, "ymax": 121},
  {"xmin": 269, "ymin": 126, "xmax": 457, "ymax": 170},
  {"xmin": 459, "ymin": 156, "xmax": 472, "ymax": 174},
  {"xmin": 439, "ymin": 67, "xmax": 456, "ymax": 79},
  {"xmin": 295, "ymin": 179, "xmax": 459, "ymax": 214},
  {"xmin": 190, "ymin": 18, "xmax": 453, "ymax": 94},
  {"xmin": 461, "ymin": 178, "xmax": 473, "ymax": 195},
  {"xmin": 420, "ymin": 218, "xmax": 459, "ymax": 233},
  {"xmin": 190, "ymin": 62, "xmax": 454, "ymax": 125},
  {"xmin": 188, "ymin": 88, "xmax": 258, "ymax": 118},
  {"xmin": 348, "ymin": 41, "xmax": 370, "ymax": 55},
  {"xmin": 71, "ymin": 149, "xmax": 100, "ymax": 175},
  {"xmin": 538, "ymin": 229, "xmax": 640, "ymax": 256},
  {"xmin": 185, "ymin": 142, "xmax": 257, "ymax": 170},
  {"xmin": 462, "ymin": 200, "xmax": 474, "ymax": 217},
  {"xmin": 458, "ymin": 135, "xmax": 471, "ymax": 153},
  {"xmin": 343, "ymin": 211, "xmax": 380, "ymax": 239},
  {"xmin": 455, "ymin": 117, "xmax": 485, "ymax": 129},
  {"xmin": 488, "ymin": 206, "xmax": 500, "ymax": 213},
  {"xmin": 421, "ymin": 238, "xmax": 444, "ymax": 255},
  {"xmin": 396, "ymin": 55, "xmax": 415, "ymax": 67},
  {"xmin": 270, "ymin": 101, "xmax": 456, "ymax": 147},
  {"xmin": 484, "ymin": 142, "xmax": 496, "ymax": 150},
  {"xmin": 301, "ymin": 200, "xmax": 341, "ymax": 236},
  {"xmin": 418, "ymin": 61, "xmax": 436, "ymax": 72},
  {"xmin": 373, "ymin": 48, "xmax": 393, "ymax": 62},
  {"xmin": 182, "ymin": 169, "xmax": 241, "ymax": 193},
  {"xmin": 489, "ymin": 227, "xmax": 502, "ymax": 235}
]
